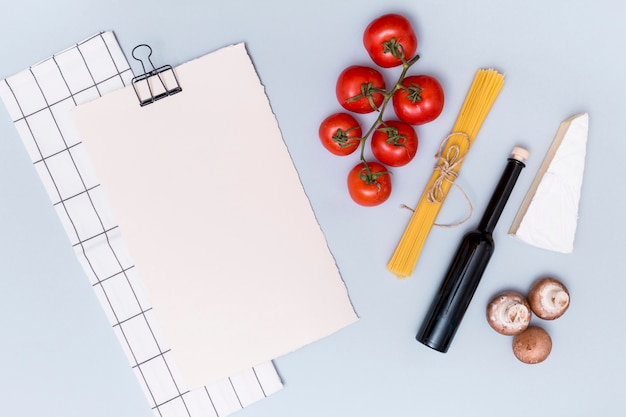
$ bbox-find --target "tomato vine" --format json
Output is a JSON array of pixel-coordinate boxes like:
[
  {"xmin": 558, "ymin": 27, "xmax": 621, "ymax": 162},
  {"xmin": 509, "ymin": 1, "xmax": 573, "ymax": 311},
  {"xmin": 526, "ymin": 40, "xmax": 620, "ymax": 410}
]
[{"xmin": 319, "ymin": 13, "xmax": 445, "ymax": 206}]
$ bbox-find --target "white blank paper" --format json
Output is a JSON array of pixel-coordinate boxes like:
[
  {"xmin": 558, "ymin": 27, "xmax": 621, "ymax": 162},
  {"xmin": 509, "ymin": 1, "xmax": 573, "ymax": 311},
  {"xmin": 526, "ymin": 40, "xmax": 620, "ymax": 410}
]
[{"xmin": 72, "ymin": 43, "xmax": 358, "ymax": 388}]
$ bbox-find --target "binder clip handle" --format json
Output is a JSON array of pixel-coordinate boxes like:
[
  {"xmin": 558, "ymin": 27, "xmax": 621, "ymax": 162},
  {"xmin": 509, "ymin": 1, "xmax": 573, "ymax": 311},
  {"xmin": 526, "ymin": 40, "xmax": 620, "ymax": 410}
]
[{"xmin": 132, "ymin": 44, "xmax": 157, "ymax": 77}]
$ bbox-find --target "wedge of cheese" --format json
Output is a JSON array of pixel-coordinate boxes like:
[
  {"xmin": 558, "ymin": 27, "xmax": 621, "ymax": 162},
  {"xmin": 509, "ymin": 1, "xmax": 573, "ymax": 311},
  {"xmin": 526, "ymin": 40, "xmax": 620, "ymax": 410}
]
[{"xmin": 509, "ymin": 113, "xmax": 589, "ymax": 253}]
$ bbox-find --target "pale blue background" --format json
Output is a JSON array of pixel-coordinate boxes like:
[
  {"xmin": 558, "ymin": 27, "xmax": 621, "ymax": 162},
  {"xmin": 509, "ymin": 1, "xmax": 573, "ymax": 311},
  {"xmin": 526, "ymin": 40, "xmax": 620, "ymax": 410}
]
[{"xmin": 1, "ymin": 1, "xmax": 625, "ymax": 416}]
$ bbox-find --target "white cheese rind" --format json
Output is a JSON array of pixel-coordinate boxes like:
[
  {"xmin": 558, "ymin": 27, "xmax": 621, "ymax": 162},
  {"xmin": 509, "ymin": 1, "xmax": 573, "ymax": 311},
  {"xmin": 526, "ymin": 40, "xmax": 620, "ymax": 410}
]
[{"xmin": 509, "ymin": 113, "xmax": 588, "ymax": 253}]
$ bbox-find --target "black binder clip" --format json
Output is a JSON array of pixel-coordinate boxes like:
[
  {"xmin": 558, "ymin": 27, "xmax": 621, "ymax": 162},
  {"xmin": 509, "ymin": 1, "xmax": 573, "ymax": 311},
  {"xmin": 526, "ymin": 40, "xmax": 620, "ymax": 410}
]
[{"xmin": 131, "ymin": 44, "xmax": 182, "ymax": 107}]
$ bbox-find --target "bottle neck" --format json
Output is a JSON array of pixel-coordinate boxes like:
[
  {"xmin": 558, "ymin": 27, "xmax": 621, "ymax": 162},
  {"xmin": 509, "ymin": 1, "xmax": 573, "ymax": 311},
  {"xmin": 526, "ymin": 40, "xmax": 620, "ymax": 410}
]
[{"xmin": 477, "ymin": 158, "xmax": 526, "ymax": 234}]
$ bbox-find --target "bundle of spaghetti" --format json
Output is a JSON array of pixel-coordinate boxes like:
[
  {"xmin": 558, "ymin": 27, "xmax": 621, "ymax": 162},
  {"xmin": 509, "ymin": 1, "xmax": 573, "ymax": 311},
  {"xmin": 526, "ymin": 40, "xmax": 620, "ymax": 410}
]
[{"xmin": 387, "ymin": 68, "xmax": 505, "ymax": 279}]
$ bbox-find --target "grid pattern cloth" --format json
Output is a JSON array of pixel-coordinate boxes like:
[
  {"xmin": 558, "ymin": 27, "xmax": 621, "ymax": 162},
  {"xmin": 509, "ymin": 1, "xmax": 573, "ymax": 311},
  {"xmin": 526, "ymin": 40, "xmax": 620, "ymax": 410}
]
[{"xmin": 0, "ymin": 31, "xmax": 282, "ymax": 417}]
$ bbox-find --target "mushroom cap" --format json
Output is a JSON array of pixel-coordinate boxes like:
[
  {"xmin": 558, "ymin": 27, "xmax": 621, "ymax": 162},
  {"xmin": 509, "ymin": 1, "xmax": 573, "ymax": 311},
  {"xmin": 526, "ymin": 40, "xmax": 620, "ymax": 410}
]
[
  {"xmin": 486, "ymin": 291, "xmax": 531, "ymax": 335},
  {"xmin": 512, "ymin": 326, "xmax": 552, "ymax": 364},
  {"xmin": 528, "ymin": 277, "xmax": 570, "ymax": 320}
]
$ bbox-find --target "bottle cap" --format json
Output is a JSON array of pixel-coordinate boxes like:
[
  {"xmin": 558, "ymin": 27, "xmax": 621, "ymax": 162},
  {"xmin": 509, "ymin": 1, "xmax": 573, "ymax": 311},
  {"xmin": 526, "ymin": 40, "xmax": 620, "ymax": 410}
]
[{"xmin": 511, "ymin": 146, "xmax": 530, "ymax": 162}]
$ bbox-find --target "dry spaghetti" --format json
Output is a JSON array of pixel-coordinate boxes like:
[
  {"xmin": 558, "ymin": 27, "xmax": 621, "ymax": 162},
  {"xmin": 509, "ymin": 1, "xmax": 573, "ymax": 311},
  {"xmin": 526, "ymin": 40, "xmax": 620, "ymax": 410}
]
[{"xmin": 387, "ymin": 68, "xmax": 505, "ymax": 279}]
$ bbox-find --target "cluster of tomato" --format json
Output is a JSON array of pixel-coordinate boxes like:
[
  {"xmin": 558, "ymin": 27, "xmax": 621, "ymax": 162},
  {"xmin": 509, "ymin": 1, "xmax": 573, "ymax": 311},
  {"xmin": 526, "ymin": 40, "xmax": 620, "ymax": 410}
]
[{"xmin": 318, "ymin": 13, "xmax": 445, "ymax": 206}]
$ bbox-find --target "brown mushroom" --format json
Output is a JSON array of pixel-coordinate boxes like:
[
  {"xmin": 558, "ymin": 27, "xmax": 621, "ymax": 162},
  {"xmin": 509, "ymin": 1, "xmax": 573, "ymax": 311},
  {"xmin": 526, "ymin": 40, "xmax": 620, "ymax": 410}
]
[
  {"xmin": 512, "ymin": 326, "xmax": 552, "ymax": 364},
  {"xmin": 486, "ymin": 291, "xmax": 531, "ymax": 335},
  {"xmin": 528, "ymin": 277, "xmax": 570, "ymax": 320}
]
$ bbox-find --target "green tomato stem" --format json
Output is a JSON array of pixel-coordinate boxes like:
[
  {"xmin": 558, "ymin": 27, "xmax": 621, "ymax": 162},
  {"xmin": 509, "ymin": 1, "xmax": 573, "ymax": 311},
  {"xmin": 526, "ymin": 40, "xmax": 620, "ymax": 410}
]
[{"xmin": 357, "ymin": 54, "xmax": 420, "ymax": 166}]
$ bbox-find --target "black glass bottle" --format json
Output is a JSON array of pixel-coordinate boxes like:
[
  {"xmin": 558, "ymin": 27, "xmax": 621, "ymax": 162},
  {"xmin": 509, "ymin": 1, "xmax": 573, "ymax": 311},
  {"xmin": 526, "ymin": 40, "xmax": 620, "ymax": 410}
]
[{"xmin": 416, "ymin": 146, "xmax": 529, "ymax": 353}]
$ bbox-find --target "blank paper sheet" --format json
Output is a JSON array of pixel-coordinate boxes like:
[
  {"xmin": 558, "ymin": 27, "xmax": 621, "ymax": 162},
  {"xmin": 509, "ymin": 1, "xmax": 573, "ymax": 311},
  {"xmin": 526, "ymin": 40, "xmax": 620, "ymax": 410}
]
[{"xmin": 71, "ymin": 43, "xmax": 358, "ymax": 389}]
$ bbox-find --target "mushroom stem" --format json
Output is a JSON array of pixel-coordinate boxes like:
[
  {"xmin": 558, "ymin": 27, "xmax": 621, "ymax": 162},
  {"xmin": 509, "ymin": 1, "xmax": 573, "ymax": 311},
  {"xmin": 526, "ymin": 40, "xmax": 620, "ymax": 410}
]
[
  {"xmin": 504, "ymin": 303, "xmax": 530, "ymax": 325},
  {"xmin": 542, "ymin": 283, "xmax": 570, "ymax": 314},
  {"xmin": 550, "ymin": 289, "xmax": 570, "ymax": 309}
]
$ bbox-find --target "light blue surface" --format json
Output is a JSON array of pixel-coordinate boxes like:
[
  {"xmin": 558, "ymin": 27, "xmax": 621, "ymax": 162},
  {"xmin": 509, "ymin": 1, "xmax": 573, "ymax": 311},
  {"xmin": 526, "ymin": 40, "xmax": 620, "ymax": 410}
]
[{"xmin": 1, "ymin": 1, "xmax": 625, "ymax": 416}]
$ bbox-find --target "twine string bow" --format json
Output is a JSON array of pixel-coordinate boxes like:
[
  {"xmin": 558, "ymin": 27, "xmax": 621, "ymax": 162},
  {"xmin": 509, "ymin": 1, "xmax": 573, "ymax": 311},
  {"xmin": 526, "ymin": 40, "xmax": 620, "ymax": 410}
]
[
  {"xmin": 427, "ymin": 132, "xmax": 474, "ymax": 228},
  {"xmin": 427, "ymin": 144, "xmax": 465, "ymax": 204}
]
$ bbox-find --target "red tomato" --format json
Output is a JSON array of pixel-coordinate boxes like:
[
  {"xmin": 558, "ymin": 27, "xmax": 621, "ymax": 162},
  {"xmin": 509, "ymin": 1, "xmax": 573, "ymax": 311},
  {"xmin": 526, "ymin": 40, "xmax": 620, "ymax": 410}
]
[
  {"xmin": 347, "ymin": 161, "xmax": 392, "ymax": 206},
  {"xmin": 336, "ymin": 65, "xmax": 386, "ymax": 114},
  {"xmin": 371, "ymin": 120, "xmax": 419, "ymax": 167},
  {"xmin": 392, "ymin": 75, "xmax": 444, "ymax": 125},
  {"xmin": 318, "ymin": 113, "xmax": 362, "ymax": 156},
  {"xmin": 363, "ymin": 14, "xmax": 418, "ymax": 68}
]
